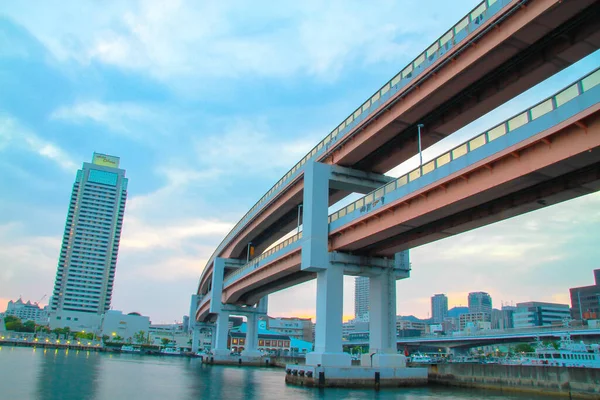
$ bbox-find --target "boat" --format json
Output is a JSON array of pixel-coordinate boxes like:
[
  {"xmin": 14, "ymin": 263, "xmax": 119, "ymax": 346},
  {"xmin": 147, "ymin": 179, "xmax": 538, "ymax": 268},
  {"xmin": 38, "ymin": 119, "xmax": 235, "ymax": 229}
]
[
  {"xmin": 510, "ymin": 334, "xmax": 600, "ymax": 368},
  {"xmin": 121, "ymin": 345, "xmax": 141, "ymax": 353},
  {"xmin": 409, "ymin": 353, "xmax": 433, "ymax": 364},
  {"xmin": 160, "ymin": 347, "xmax": 183, "ymax": 356}
]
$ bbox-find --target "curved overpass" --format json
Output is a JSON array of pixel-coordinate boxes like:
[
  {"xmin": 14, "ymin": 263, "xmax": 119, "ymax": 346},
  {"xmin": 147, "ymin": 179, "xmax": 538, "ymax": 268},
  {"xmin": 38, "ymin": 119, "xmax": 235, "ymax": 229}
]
[
  {"xmin": 197, "ymin": 0, "xmax": 600, "ymax": 299},
  {"xmin": 197, "ymin": 69, "xmax": 600, "ymax": 321}
]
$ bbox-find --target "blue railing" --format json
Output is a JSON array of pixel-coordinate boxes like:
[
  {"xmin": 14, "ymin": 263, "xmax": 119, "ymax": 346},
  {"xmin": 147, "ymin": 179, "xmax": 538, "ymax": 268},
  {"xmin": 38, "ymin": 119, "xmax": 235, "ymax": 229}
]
[
  {"xmin": 200, "ymin": 0, "xmax": 519, "ymax": 280},
  {"xmin": 329, "ymin": 68, "xmax": 600, "ymax": 228},
  {"xmin": 216, "ymin": 68, "xmax": 600, "ymax": 288}
]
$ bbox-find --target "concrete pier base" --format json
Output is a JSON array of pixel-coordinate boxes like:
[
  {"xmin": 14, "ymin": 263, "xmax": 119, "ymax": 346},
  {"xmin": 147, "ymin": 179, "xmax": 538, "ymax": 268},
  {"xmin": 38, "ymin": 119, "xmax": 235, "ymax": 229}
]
[
  {"xmin": 306, "ymin": 352, "xmax": 352, "ymax": 367},
  {"xmin": 361, "ymin": 353, "xmax": 407, "ymax": 368},
  {"xmin": 240, "ymin": 350, "xmax": 263, "ymax": 360},
  {"xmin": 285, "ymin": 364, "xmax": 427, "ymax": 388}
]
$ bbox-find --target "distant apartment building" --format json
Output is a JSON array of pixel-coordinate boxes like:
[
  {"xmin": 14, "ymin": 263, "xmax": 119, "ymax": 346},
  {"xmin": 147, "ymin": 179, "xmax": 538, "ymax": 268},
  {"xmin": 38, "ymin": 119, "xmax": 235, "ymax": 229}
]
[
  {"xmin": 4, "ymin": 298, "xmax": 49, "ymax": 324},
  {"xmin": 459, "ymin": 312, "xmax": 491, "ymax": 330},
  {"xmin": 443, "ymin": 317, "xmax": 459, "ymax": 333},
  {"xmin": 267, "ymin": 317, "xmax": 313, "ymax": 342},
  {"xmin": 354, "ymin": 276, "xmax": 370, "ymax": 320},
  {"xmin": 468, "ymin": 292, "xmax": 493, "ymax": 315},
  {"xmin": 49, "ymin": 153, "xmax": 128, "ymax": 331},
  {"xmin": 513, "ymin": 301, "xmax": 571, "ymax": 328},
  {"xmin": 431, "ymin": 294, "xmax": 448, "ymax": 324},
  {"xmin": 396, "ymin": 318, "xmax": 427, "ymax": 335},
  {"xmin": 569, "ymin": 269, "xmax": 600, "ymax": 321},
  {"xmin": 342, "ymin": 318, "xmax": 369, "ymax": 339},
  {"xmin": 491, "ymin": 306, "xmax": 516, "ymax": 330}
]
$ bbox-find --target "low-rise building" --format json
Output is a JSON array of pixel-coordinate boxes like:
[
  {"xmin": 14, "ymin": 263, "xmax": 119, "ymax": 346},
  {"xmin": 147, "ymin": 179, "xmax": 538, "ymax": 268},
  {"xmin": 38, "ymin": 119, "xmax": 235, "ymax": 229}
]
[
  {"xmin": 4, "ymin": 298, "xmax": 49, "ymax": 324},
  {"xmin": 100, "ymin": 311, "xmax": 150, "ymax": 342},
  {"xmin": 513, "ymin": 301, "xmax": 571, "ymax": 328},
  {"xmin": 267, "ymin": 316, "xmax": 313, "ymax": 342}
]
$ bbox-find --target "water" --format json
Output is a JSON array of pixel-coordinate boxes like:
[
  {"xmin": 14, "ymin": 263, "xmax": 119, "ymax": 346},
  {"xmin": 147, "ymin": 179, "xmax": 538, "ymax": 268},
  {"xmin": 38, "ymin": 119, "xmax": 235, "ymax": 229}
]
[{"xmin": 0, "ymin": 346, "xmax": 553, "ymax": 400}]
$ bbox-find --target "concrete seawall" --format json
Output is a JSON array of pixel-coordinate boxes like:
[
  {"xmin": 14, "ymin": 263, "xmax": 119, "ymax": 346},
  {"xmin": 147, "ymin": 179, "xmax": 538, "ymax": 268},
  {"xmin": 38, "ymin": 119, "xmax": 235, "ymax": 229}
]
[{"xmin": 429, "ymin": 364, "xmax": 600, "ymax": 399}]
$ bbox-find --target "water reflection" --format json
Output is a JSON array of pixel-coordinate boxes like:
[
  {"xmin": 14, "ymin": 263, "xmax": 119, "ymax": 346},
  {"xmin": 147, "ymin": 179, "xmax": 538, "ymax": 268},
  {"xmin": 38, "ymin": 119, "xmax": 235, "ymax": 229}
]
[{"xmin": 36, "ymin": 349, "xmax": 100, "ymax": 400}]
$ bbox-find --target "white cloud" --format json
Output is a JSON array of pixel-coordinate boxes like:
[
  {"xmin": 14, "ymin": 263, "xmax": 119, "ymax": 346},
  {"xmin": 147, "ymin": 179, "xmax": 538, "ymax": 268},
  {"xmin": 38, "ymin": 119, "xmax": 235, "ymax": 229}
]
[
  {"xmin": 121, "ymin": 217, "xmax": 232, "ymax": 251},
  {"xmin": 50, "ymin": 101, "xmax": 153, "ymax": 138},
  {"xmin": 2, "ymin": 0, "xmax": 479, "ymax": 87},
  {"xmin": 0, "ymin": 115, "xmax": 77, "ymax": 172}
]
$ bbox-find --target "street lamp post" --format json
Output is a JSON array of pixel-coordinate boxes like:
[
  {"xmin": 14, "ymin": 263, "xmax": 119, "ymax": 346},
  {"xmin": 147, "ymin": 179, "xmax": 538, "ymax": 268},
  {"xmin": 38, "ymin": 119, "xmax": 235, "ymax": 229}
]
[
  {"xmin": 417, "ymin": 124, "xmax": 424, "ymax": 174},
  {"xmin": 297, "ymin": 204, "xmax": 303, "ymax": 234}
]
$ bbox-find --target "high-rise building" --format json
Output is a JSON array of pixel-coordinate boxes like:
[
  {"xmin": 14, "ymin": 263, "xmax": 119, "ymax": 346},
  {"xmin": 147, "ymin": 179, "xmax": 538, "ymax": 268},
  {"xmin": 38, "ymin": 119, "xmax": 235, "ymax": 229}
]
[
  {"xmin": 569, "ymin": 269, "xmax": 600, "ymax": 321},
  {"xmin": 50, "ymin": 153, "xmax": 128, "ymax": 330},
  {"xmin": 354, "ymin": 276, "xmax": 370, "ymax": 320},
  {"xmin": 468, "ymin": 292, "xmax": 492, "ymax": 315},
  {"xmin": 431, "ymin": 294, "xmax": 448, "ymax": 323}
]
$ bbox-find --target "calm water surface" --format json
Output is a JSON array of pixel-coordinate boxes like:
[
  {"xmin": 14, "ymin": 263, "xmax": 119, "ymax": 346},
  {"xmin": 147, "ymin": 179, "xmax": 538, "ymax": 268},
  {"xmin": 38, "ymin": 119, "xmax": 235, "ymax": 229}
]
[{"xmin": 0, "ymin": 346, "xmax": 554, "ymax": 400}]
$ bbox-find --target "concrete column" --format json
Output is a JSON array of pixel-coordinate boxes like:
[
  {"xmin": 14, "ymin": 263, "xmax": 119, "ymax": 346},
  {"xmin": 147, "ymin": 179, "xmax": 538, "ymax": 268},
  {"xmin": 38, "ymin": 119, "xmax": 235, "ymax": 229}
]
[
  {"xmin": 241, "ymin": 313, "xmax": 262, "ymax": 358},
  {"xmin": 301, "ymin": 162, "xmax": 331, "ymax": 272},
  {"xmin": 362, "ymin": 268, "xmax": 406, "ymax": 367},
  {"xmin": 305, "ymin": 263, "xmax": 351, "ymax": 367},
  {"xmin": 191, "ymin": 326, "xmax": 200, "ymax": 353},
  {"xmin": 212, "ymin": 311, "xmax": 230, "ymax": 358}
]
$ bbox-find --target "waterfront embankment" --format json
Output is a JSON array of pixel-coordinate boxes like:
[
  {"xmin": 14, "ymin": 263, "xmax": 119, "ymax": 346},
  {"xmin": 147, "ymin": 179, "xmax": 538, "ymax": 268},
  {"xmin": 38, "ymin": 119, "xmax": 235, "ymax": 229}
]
[{"xmin": 428, "ymin": 363, "xmax": 600, "ymax": 399}]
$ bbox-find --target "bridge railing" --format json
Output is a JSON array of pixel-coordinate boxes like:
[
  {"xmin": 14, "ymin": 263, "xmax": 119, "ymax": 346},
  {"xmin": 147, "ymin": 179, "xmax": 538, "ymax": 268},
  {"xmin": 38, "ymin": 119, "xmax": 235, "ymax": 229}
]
[
  {"xmin": 218, "ymin": 67, "xmax": 600, "ymax": 292},
  {"xmin": 223, "ymin": 232, "xmax": 303, "ymax": 287},
  {"xmin": 201, "ymin": 0, "xmax": 515, "ymax": 277},
  {"xmin": 328, "ymin": 67, "xmax": 600, "ymax": 225}
]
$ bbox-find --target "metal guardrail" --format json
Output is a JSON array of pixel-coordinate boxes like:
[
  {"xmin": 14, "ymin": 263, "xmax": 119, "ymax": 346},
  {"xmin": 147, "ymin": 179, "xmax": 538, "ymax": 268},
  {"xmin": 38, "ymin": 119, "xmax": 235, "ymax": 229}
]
[
  {"xmin": 329, "ymin": 68, "xmax": 600, "ymax": 224},
  {"xmin": 214, "ymin": 67, "xmax": 600, "ymax": 290},
  {"xmin": 200, "ymin": 0, "xmax": 516, "ymax": 281}
]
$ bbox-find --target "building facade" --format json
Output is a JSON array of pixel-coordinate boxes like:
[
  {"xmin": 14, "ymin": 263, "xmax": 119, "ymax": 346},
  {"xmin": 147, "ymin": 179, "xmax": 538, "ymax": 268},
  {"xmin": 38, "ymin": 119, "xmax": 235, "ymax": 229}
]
[
  {"xmin": 49, "ymin": 153, "xmax": 127, "ymax": 330},
  {"xmin": 354, "ymin": 276, "xmax": 369, "ymax": 320},
  {"xmin": 459, "ymin": 312, "xmax": 491, "ymax": 330},
  {"xmin": 569, "ymin": 269, "xmax": 600, "ymax": 321},
  {"xmin": 431, "ymin": 294, "xmax": 448, "ymax": 323},
  {"xmin": 100, "ymin": 310, "xmax": 150, "ymax": 342},
  {"xmin": 4, "ymin": 298, "xmax": 48, "ymax": 324},
  {"xmin": 513, "ymin": 301, "xmax": 571, "ymax": 328},
  {"xmin": 267, "ymin": 317, "xmax": 313, "ymax": 342},
  {"xmin": 468, "ymin": 292, "xmax": 492, "ymax": 315}
]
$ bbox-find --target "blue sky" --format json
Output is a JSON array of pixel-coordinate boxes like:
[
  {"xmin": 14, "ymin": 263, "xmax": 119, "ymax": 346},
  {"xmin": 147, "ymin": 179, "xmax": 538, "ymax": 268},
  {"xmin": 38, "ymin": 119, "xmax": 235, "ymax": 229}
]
[{"xmin": 1, "ymin": 1, "xmax": 599, "ymax": 323}]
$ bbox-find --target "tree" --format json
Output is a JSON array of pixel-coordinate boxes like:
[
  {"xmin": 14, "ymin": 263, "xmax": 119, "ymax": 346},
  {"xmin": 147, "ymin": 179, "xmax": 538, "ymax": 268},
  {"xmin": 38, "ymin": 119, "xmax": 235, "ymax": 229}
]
[
  {"xmin": 161, "ymin": 338, "xmax": 171, "ymax": 346},
  {"xmin": 514, "ymin": 343, "xmax": 535, "ymax": 353},
  {"xmin": 5, "ymin": 316, "xmax": 24, "ymax": 332},
  {"xmin": 102, "ymin": 335, "xmax": 110, "ymax": 343},
  {"xmin": 133, "ymin": 331, "xmax": 148, "ymax": 344},
  {"xmin": 23, "ymin": 321, "xmax": 36, "ymax": 333}
]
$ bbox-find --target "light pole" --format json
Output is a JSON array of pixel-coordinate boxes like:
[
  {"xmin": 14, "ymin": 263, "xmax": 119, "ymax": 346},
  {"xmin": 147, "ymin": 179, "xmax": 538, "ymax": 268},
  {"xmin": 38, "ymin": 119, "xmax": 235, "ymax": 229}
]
[
  {"xmin": 417, "ymin": 124, "xmax": 424, "ymax": 175},
  {"xmin": 297, "ymin": 204, "xmax": 303, "ymax": 234}
]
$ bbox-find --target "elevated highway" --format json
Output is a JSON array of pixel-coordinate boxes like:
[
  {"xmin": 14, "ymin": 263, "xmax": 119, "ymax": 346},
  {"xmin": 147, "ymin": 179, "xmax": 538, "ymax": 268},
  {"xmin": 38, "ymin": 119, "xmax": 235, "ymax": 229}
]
[
  {"xmin": 198, "ymin": 69, "xmax": 600, "ymax": 320},
  {"xmin": 197, "ymin": 0, "xmax": 600, "ymax": 298},
  {"xmin": 192, "ymin": 0, "xmax": 600, "ymax": 367}
]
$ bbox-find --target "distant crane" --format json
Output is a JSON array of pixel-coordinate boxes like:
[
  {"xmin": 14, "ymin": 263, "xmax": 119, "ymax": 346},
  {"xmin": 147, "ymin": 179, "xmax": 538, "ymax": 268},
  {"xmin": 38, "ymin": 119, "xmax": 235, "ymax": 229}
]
[{"xmin": 35, "ymin": 294, "xmax": 47, "ymax": 306}]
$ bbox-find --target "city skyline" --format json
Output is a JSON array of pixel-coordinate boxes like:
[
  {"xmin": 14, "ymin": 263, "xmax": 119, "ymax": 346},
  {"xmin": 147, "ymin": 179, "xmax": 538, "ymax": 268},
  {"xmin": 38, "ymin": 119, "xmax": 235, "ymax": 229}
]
[{"xmin": 2, "ymin": 1, "xmax": 600, "ymax": 323}]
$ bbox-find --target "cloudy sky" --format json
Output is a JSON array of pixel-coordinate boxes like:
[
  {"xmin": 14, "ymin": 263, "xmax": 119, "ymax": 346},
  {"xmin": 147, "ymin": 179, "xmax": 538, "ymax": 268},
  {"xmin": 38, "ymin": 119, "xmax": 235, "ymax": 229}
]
[{"xmin": 1, "ymin": 1, "xmax": 599, "ymax": 323}]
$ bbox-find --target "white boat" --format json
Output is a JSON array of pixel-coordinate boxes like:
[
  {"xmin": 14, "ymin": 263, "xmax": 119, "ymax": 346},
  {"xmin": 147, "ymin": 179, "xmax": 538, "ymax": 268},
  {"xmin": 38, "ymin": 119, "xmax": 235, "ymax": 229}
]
[
  {"xmin": 512, "ymin": 334, "xmax": 600, "ymax": 368},
  {"xmin": 121, "ymin": 345, "xmax": 141, "ymax": 353},
  {"xmin": 409, "ymin": 353, "xmax": 433, "ymax": 364},
  {"xmin": 160, "ymin": 347, "xmax": 183, "ymax": 356}
]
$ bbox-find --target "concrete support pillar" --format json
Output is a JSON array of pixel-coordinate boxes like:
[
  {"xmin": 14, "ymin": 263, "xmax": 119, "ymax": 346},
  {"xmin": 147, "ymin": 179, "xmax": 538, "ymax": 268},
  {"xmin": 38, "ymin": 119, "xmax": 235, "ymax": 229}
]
[
  {"xmin": 212, "ymin": 311, "xmax": 230, "ymax": 357},
  {"xmin": 191, "ymin": 327, "xmax": 200, "ymax": 353},
  {"xmin": 306, "ymin": 263, "xmax": 351, "ymax": 367},
  {"xmin": 362, "ymin": 268, "xmax": 406, "ymax": 367},
  {"xmin": 241, "ymin": 313, "xmax": 262, "ymax": 358},
  {"xmin": 301, "ymin": 162, "xmax": 331, "ymax": 272}
]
